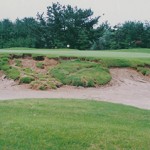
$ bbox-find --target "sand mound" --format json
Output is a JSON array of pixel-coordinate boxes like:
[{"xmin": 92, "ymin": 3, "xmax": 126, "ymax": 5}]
[
  {"xmin": 109, "ymin": 68, "xmax": 150, "ymax": 86},
  {"xmin": 0, "ymin": 71, "xmax": 16, "ymax": 89}
]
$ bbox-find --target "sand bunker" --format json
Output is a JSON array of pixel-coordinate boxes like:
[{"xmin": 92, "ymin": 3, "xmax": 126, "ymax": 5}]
[{"xmin": 0, "ymin": 68, "xmax": 150, "ymax": 109}]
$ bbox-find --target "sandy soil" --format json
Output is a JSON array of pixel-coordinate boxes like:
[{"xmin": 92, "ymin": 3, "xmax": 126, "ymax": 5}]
[
  {"xmin": 0, "ymin": 68, "xmax": 150, "ymax": 110},
  {"xmin": 10, "ymin": 57, "xmax": 58, "ymax": 73}
]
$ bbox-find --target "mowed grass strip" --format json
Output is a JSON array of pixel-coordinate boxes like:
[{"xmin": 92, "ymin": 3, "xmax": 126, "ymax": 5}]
[
  {"xmin": 1, "ymin": 48, "xmax": 150, "ymax": 59},
  {"xmin": 0, "ymin": 99, "xmax": 150, "ymax": 150}
]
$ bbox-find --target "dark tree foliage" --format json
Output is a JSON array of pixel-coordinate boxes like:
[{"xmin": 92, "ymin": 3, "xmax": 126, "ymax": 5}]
[
  {"xmin": 0, "ymin": 2, "xmax": 149, "ymax": 50},
  {"xmin": 0, "ymin": 17, "xmax": 37, "ymax": 48},
  {"xmin": 36, "ymin": 2, "xmax": 100, "ymax": 49},
  {"xmin": 91, "ymin": 21, "xmax": 150, "ymax": 50}
]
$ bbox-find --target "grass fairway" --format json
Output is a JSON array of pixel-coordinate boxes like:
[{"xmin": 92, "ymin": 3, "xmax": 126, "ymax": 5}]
[
  {"xmin": 0, "ymin": 99, "xmax": 150, "ymax": 150},
  {"xmin": 0, "ymin": 48, "xmax": 150, "ymax": 59}
]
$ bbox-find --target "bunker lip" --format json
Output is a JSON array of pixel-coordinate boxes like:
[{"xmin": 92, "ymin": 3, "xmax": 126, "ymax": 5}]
[{"xmin": 0, "ymin": 68, "xmax": 150, "ymax": 110}]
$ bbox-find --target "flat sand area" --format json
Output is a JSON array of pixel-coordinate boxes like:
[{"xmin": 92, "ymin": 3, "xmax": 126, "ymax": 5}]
[{"xmin": 0, "ymin": 68, "xmax": 150, "ymax": 109}]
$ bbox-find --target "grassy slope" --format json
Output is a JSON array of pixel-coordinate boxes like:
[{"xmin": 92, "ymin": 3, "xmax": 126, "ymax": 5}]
[
  {"xmin": 0, "ymin": 99, "xmax": 150, "ymax": 150},
  {"xmin": 0, "ymin": 48, "xmax": 150, "ymax": 86}
]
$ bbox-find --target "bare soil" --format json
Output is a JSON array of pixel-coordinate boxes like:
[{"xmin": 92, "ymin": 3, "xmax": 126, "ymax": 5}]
[
  {"xmin": 0, "ymin": 68, "xmax": 150, "ymax": 110},
  {"xmin": 10, "ymin": 57, "xmax": 58, "ymax": 73}
]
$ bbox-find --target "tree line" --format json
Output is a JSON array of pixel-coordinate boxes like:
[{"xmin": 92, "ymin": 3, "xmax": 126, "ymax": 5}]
[{"xmin": 0, "ymin": 2, "xmax": 150, "ymax": 50}]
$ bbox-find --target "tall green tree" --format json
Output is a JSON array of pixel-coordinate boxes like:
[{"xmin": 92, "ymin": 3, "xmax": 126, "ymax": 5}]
[{"xmin": 37, "ymin": 2, "xmax": 100, "ymax": 49}]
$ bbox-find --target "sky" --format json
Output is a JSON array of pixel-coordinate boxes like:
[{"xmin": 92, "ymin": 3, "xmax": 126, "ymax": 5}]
[{"xmin": 0, "ymin": 0, "xmax": 150, "ymax": 25}]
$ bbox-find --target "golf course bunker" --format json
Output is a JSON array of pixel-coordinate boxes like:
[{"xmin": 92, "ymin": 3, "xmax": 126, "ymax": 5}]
[{"xmin": 0, "ymin": 68, "xmax": 150, "ymax": 110}]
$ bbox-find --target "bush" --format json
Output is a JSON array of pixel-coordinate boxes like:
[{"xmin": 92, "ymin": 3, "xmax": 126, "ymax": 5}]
[
  {"xmin": 36, "ymin": 62, "xmax": 44, "ymax": 69},
  {"xmin": 1, "ymin": 57, "xmax": 9, "ymax": 62},
  {"xmin": 0, "ymin": 65, "xmax": 10, "ymax": 71},
  {"xmin": 32, "ymin": 54, "xmax": 45, "ymax": 61},
  {"xmin": 39, "ymin": 85, "xmax": 47, "ymax": 90},
  {"xmin": 137, "ymin": 67, "xmax": 150, "ymax": 76},
  {"xmin": 0, "ymin": 55, "xmax": 10, "ymax": 70},
  {"xmin": 20, "ymin": 76, "xmax": 34, "ymax": 84},
  {"xmin": 22, "ymin": 68, "xmax": 33, "ymax": 74},
  {"xmin": 15, "ymin": 59, "xmax": 22, "ymax": 67},
  {"xmin": 5, "ymin": 67, "xmax": 20, "ymax": 80},
  {"xmin": 31, "ymin": 80, "xmax": 59, "ymax": 90}
]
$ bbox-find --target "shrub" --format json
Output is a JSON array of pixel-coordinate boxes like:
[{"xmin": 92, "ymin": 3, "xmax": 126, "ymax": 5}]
[
  {"xmin": 36, "ymin": 62, "xmax": 44, "ymax": 69},
  {"xmin": 15, "ymin": 59, "xmax": 22, "ymax": 67},
  {"xmin": 20, "ymin": 76, "xmax": 34, "ymax": 84},
  {"xmin": 0, "ymin": 65, "xmax": 10, "ymax": 71},
  {"xmin": 0, "ymin": 55, "xmax": 10, "ymax": 71},
  {"xmin": 5, "ymin": 67, "xmax": 20, "ymax": 80},
  {"xmin": 22, "ymin": 68, "xmax": 33, "ymax": 74},
  {"xmin": 2, "ymin": 57, "xmax": 9, "ymax": 62},
  {"xmin": 39, "ymin": 85, "xmax": 47, "ymax": 90},
  {"xmin": 32, "ymin": 54, "xmax": 45, "ymax": 61},
  {"xmin": 137, "ymin": 67, "xmax": 150, "ymax": 76}
]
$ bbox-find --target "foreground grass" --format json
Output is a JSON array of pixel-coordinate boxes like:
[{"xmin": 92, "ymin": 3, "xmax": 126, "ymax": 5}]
[{"xmin": 0, "ymin": 99, "xmax": 150, "ymax": 150}]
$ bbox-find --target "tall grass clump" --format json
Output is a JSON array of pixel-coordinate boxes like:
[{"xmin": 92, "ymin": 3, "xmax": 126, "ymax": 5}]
[
  {"xmin": 50, "ymin": 60, "xmax": 111, "ymax": 87},
  {"xmin": 5, "ymin": 67, "xmax": 20, "ymax": 80}
]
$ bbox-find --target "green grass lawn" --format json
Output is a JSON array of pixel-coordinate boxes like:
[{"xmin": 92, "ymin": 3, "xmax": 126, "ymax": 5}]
[
  {"xmin": 0, "ymin": 48, "xmax": 150, "ymax": 59},
  {"xmin": 0, "ymin": 99, "xmax": 150, "ymax": 150},
  {"xmin": 115, "ymin": 48, "xmax": 150, "ymax": 53}
]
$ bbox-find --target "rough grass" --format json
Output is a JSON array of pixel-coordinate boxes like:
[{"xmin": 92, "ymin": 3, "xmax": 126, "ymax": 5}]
[
  {"xmin": 0, "ymin": 99, "xmax": 150, "ymax": 150},
  {"xmin": 137, "ymin": 67, "xmax": 150, "ymax": 76},
  {"xmin": 20, "ymin": 76, "xmax": 35, "ymax": 84},
  {"xmin": 36, "ymin": 62, "xmax": 44, "ymax": 69},
  {"xmin": 19, "ymin": 68, "xmax": 61, "ymax": 90},
  {"xmin": 5, "ymin": 67, "xmax": 20, "ymax": 80},
  {"xmin": 14, "ymin": 59, "xmax": 22, "ymax": 67},
  {"xmin": 0, "ymin": 55, "xmax": 20, "ymax": 80},
  {"xmin": 50, "ymin": 60, "xmax": 111, "ymax": 87}
]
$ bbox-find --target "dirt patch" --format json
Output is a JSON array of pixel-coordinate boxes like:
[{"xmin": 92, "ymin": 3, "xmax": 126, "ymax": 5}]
[
  {"xmin": 109, "ymin": 68, "xmax": 150, "ymax": 86},
  {"xmin": 10, "ymin": 57, "xmax": 59, "ymax": 73},
  {"xmin": 21, "ymin": 58, "xmax": 46, "ymax": 73},
  {"xmin": 0, "ymin": 72, "xmax": 29, "ymax": 90},
  {"xmin": 44, "ymin": 57, "xmax": 58, "ymax": 66},
  {"xmin": 0, "ymin": 71, "xmax": 4, "ymax": 78},
  {"xmin": 44, "ymin": 57, "xmax": 58, "ymax": 71},
  {"xmin": 0, "ymin": 72, "xmax": 16, "ymax": 89}
]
